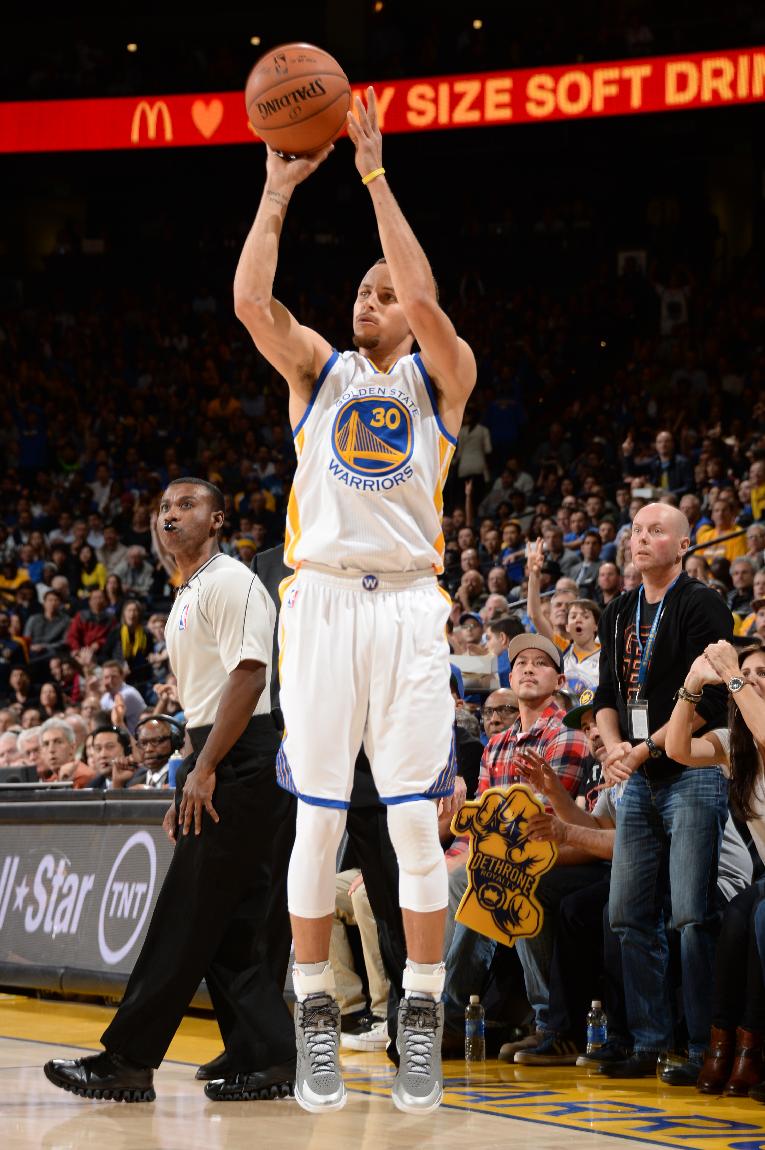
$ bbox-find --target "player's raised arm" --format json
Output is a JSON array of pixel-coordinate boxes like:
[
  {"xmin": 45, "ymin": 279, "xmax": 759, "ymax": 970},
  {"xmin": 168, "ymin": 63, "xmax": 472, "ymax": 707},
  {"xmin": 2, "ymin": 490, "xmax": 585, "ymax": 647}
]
[
  {"xmin": 234, "ymin": 147, "xmax": 334, "ymax": 412},
  {"xmin": 347, "ymin": 88, "xmax": 477, "ymax": 434}
]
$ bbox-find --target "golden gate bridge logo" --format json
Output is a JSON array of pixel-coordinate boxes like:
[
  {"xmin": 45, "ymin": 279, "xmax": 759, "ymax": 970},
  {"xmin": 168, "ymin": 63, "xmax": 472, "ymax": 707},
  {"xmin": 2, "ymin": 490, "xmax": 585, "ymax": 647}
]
[{"xmin": 332, "ymin": 396, "xmax": 413, "ymax": 476}]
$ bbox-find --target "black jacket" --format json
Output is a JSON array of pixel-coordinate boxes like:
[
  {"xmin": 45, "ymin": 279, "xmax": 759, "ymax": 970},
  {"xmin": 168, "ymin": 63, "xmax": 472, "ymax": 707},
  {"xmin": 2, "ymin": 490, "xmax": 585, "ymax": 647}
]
[
  {"xmin": 594, "ymin": 572, "xmax": 732, "ymax": 777},
  {"xmin": 646, "ymin": 453, "xmax": 695, "ymax": 497}
]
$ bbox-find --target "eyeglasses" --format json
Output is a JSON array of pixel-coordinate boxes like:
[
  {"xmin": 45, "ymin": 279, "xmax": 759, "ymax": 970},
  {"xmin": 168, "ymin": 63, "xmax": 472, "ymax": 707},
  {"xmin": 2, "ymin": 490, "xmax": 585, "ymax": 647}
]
[
  {"xmin": 137, "ymin": 735, "xmax": 171, "ymax": 749},
  {"xmin": 483, "ymin": 706, "xmax": 517, "ymax": 718}
]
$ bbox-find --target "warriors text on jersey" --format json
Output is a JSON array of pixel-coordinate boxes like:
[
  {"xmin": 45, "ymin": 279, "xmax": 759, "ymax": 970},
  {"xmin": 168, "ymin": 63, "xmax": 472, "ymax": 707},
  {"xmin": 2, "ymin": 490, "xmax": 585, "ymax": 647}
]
[{"xmin": 285, "ymin": 350, "xmax": 456, "ymax": 573}]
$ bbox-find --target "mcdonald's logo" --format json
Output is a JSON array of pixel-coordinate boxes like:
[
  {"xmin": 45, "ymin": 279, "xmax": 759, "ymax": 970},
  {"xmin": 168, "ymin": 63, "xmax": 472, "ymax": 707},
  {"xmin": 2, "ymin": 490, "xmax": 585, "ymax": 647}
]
[{"xmin": 130, "ymin": 100, "xmax": 173, "ymax": 144}]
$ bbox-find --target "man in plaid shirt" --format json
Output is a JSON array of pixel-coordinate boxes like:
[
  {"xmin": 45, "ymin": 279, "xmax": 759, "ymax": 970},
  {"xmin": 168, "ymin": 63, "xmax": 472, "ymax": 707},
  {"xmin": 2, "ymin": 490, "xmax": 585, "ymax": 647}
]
[
  {"xmin": 476, "ymin": 635, "xmax": 590, "ymax": 799},
  {"xmin": 442, "ymin": 633, "xmax": 589, "ymax": 1046}
]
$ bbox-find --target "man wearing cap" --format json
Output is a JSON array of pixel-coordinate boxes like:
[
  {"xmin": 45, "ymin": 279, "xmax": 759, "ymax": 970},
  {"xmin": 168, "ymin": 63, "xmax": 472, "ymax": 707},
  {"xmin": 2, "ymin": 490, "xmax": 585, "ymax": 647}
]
[
  {"xmin": 458, "ymin": 612, "xmax": 485, "ymax": 654},
  {"xmin": 442, "ymin": 633, "xmax": 589, "ymax": 1046}
]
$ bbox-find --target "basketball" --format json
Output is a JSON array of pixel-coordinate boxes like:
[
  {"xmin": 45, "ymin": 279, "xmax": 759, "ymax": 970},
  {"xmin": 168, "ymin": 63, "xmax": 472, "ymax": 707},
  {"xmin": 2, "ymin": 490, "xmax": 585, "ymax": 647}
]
[{"xmin": 245, "ymin": 42, "xmax": 351, "ymax": 157}]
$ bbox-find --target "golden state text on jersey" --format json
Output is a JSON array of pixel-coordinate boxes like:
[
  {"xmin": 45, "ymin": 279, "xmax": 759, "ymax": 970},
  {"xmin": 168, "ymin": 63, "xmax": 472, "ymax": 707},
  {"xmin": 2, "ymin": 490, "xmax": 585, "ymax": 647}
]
[{"xmin": 285, "ymin": 350, "xmax": 458, "ymax": 573}]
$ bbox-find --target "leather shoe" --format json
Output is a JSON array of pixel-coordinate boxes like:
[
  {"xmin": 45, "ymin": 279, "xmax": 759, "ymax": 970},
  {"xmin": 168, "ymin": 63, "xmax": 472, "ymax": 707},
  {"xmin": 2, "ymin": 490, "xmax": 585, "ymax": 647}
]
[
  {"xmin": 196, "ymin": 1050, "xmax": 230, "ymax": 1081},
  {"xmin": 204, "ymin": 1057, "xmax": 296, "ymax": 1101},
  {"xmin": 43, "ymin": 1050, "xmax": 155, "ymax": 1102},
  {"xmin": 660, "ymin": 1061, "xmax": 701, "ymax": 1087},
  {"xmin": 724, "ymin": 1027, "xmax": 764, "ymax": 1096},
  {"xmin": 697, "ymin": 1026, "xmax": 736, "ymax": 1094},
  {"xmin": 600, "ymin": 1054, "xmax": 658, "ymax": 1078}
]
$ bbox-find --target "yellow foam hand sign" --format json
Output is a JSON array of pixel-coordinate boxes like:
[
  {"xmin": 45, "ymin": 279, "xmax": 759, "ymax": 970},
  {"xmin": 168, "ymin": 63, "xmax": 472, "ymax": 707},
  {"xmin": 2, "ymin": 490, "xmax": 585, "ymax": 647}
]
[{"xmin": 451, "ymin": 784, "xmax": 557, "ymax": 947}]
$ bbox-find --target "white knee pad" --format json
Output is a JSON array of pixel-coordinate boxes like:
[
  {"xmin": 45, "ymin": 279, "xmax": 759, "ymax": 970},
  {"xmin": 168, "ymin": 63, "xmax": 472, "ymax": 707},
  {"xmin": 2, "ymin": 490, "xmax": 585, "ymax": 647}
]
[
  {"xmin": 287, "ymin": 802, "xmax": 347, "ymax": 918},
  {"xmin": 386, "ymin": 800, "xmax": 447, "ymax": 913}
]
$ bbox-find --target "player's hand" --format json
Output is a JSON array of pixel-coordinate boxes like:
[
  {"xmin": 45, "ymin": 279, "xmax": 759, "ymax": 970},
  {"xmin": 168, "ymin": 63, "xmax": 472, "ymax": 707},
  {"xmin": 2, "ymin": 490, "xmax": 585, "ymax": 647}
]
[
  {"xmin": 163, "ymin": 801, "xmax": 178, "ymax": 843},
  {"xmin": 347, "ymin": 87, "xmax": 383, "ymax": 180},
  {"xmin": 179, "ymin": 766, "xmax": 219, "ymax": 836},
  {"xmin": 265, "ymin": 144, "xmax": 334, "ymax": 189}
]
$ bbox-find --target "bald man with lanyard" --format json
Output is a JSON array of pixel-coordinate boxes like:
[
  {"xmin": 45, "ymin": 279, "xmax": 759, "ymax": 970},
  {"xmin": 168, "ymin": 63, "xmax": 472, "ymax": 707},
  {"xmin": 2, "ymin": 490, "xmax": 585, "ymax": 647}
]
[{"xmin": 593, "ymin": 502, "xmax": 733, "ymax": 1078}]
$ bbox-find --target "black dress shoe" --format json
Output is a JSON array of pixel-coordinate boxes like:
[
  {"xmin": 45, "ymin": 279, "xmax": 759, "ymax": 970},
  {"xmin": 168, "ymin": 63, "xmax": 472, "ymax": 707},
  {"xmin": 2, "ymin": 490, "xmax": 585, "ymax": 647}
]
[
  {"xmin": 749, "ymin": 1081, "xmax": 765, "ymax": 1104},
  {"xmin": 196, "ymin": 1050, "xmax": 230, "ymax": 1081},
  {"xmin": 660, "ymin": 1061, "xmax": 701, "ymax": 1087},
  {"xmin": 600, "ymin": 1054, "xmax": 659, "ymax": 1078},
  {"xmin": 43, "ymin": 1050, "xmax": 155, "ymax": 1102},
  {"xmin": 203, "ymin": 1057, "xmax": 297, "ymax": 1101}
]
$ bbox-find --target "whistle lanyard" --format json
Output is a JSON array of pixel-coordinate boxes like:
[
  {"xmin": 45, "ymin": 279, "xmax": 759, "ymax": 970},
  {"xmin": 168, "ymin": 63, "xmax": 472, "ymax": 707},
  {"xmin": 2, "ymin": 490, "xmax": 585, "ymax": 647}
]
[{"xmin": 634, "ymin": 576, "xmax": 679, "ymax": 693}]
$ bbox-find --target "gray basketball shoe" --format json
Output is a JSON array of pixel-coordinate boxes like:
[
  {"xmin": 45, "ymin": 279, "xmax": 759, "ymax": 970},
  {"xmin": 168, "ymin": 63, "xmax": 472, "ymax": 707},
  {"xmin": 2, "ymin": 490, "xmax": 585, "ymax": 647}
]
[
  {"xmin": 294, "ymin": 993, "xmax": 347, "ymax": 1113},
  {"xmin": 391, "ymin": 994, "xmax": 444, "ymax": 1114}
]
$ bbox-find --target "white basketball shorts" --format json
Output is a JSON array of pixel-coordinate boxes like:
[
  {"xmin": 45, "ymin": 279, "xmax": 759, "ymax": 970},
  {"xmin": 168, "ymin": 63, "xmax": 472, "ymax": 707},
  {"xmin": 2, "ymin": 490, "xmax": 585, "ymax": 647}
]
[{"xmin": 276, "ymin": 563, "xmax": 456, "ymax": 808}]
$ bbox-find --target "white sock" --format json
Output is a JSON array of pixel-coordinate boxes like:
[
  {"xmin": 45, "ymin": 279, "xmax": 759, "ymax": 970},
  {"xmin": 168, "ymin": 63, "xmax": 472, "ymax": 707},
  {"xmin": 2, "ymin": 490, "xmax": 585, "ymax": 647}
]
[
  {"xmin": 403, "ymin": 960, "xmax": 445, "ymax": 1000},
  {"xmin": 293, "ymin": 961, "xmax": 335, "ymax": 1001}
]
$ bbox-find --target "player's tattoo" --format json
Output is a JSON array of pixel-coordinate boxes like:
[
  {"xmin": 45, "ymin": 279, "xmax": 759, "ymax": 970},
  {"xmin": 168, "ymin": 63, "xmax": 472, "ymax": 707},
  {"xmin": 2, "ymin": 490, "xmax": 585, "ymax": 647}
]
[{"xmin": 266, "ymin": 189, "xmax": 289, "ymax": 209}]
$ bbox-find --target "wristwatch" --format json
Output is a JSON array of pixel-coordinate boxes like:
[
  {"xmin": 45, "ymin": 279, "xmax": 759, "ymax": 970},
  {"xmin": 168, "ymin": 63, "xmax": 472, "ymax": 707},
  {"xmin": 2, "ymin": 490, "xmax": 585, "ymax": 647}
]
[
  {"xmin": 728, "ymin": 676, "xmax": 749, "ymax": 694},
  {"xmin": 645, "ymin": 735, "xmax": 662, "ymax": 759}
]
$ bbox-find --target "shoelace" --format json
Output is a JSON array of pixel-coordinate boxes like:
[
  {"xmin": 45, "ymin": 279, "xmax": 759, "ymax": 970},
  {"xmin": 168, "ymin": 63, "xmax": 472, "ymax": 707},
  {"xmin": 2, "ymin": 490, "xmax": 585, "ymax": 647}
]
[
  {"xmin": 399, "ymin": 999, "xmax": 437, "ymax": 1077},
  {"xmin": 302, "ymin": 997, "xmax": 340, "ymax": 1078}
]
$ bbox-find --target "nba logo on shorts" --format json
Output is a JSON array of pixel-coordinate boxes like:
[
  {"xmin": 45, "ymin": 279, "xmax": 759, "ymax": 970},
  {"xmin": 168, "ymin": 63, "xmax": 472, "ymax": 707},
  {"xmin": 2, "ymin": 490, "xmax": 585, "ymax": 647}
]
[
  {"xmin": 362, "ymin": 574, "xmax": 379, "ymax": 591},
  {"xmin": 178, "ymin": 603, "xmax": 190, "ymax": 631},
  {"xmin": 286, "ymin": 587, "xmax": 300, "ymax": 609}
]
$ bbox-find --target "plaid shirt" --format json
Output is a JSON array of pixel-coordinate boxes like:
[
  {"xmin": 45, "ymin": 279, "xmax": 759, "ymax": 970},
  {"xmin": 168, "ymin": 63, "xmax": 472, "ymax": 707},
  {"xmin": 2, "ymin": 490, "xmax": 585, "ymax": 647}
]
[
  {"xmin": 449, "ymin": 701, "xmax": 589, "ymax": 858},
  {"xmin": 477, "ymin": 701, "xmax": 589, "ymax": 796}
]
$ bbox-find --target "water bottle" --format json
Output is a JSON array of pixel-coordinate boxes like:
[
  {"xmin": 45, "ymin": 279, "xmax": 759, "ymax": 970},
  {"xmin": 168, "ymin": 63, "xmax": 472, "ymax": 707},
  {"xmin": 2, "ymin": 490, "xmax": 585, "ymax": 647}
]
[
  {"xmin": 586, "ymin": 1000, "xmax": 607, "ymax": 1054},
  {"xmin": 167, "ymin": 751, "xmax": 184, "ymax": 789},
  {"xmin": 465, "ymin": 995, "xmax": 486, "ymax": 1062}
]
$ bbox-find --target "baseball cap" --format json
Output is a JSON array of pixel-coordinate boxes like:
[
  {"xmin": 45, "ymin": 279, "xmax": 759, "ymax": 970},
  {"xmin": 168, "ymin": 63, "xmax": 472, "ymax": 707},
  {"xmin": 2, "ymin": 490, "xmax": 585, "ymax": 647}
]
[
  {"xmin": 507, "ymin": 633, "xmax": 564, "ymax": 672},
  {"xmin": 563, "ymin": 688, "xmax": 597, "ymax": 729},
  {"xmin": 459, "ymin": 611, "xmax": 484, "ymax": 627}
]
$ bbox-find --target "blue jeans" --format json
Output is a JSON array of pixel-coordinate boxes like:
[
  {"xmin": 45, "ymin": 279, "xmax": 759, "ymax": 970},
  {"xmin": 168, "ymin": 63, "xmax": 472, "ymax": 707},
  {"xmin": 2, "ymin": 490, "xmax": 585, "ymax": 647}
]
[
  {"xmin": 443, "ymin": 920, "xmax": 497, "ymax": 1029},
  {"xmin": 609, "ymin": 767, "xmax": 727, "ymax": 1060}
]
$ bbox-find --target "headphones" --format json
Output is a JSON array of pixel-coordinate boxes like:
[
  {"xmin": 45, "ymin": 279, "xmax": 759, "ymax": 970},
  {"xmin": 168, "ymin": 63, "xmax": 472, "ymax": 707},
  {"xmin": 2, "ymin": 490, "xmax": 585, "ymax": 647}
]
[
  {"xmin": 91, "ymin": 724, "xmax": 132, "ymax": 756},
  {"xmin": 134, "ymin": 713, "xmax": 185, "ymax": 752}
]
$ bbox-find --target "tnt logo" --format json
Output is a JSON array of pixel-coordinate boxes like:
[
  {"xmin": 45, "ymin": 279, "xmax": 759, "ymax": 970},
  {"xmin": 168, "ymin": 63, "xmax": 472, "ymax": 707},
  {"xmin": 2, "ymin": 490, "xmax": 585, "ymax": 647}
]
[
  {"xmin": 362, "ymin": 574, "xmax": 379, "ymax": 591},
  {"xmin": 97, "ymin": 832, "xmax": 157, "ymax": 966},
  {"xmin": 178, "ymin": 603, "xmax": 190, "ymax": 631}
]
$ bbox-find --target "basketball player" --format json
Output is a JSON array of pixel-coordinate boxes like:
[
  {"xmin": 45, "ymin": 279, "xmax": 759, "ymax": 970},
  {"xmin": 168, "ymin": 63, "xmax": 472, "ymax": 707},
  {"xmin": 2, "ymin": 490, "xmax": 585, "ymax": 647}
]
[
  {"xmin": 234, "ymin": 88, "xmax": 476, "ymax": 1114},
  {"xmin": 43, "ymin": 478, "xmax": 296, "ymax": 1103}
]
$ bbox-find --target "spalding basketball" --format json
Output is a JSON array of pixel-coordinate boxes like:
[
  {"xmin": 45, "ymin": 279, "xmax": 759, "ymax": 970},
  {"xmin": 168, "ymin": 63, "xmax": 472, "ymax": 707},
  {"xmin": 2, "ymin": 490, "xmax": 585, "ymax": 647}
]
[{"xmin": 245, "ymin": 43, "xmax": 351, "ymax": 156}]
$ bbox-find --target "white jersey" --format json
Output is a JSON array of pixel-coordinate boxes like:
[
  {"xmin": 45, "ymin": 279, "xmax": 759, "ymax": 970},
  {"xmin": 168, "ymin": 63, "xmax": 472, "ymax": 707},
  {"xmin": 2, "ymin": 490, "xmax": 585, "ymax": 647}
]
[
  {"xmin": 285, "ymin": 350, "xmax": 456, "ymax": 573},
  {"xmin": 563, "ymin": 643, "xmax": 601, "ymax": 698},
  {"xmin": 166, "ymin": 553, "xmax": 275, "ymax": 727}
]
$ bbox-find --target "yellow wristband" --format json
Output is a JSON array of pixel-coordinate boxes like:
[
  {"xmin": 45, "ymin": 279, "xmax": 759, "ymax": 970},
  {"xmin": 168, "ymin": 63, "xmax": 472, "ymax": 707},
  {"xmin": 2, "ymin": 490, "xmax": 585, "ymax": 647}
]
[{"xmin": 361, "ymin": 166, "xmax": 386, "ymax": 186}]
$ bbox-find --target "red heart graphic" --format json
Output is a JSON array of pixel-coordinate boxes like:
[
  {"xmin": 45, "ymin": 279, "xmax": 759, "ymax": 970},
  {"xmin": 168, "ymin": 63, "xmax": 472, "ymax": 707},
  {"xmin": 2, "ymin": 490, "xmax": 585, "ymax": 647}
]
[{"xmin": 191, "ymin": 99, "xmax": 223, "ymax": 139}]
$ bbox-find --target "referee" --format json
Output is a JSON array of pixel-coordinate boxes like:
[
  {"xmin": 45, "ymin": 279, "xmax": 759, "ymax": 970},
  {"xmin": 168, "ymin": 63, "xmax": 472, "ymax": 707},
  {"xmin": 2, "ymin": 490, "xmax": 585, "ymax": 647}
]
[{"xmin": 44, "ymin": 477, "xmax": 297, "ymax": 1102}]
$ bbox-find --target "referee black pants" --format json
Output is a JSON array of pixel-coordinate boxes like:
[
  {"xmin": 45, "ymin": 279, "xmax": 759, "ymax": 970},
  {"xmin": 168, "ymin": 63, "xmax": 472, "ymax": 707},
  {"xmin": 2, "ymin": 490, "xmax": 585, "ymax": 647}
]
[{"xmin": 102, "ymin": 717, "xmax": 296, "ymax": 1071}]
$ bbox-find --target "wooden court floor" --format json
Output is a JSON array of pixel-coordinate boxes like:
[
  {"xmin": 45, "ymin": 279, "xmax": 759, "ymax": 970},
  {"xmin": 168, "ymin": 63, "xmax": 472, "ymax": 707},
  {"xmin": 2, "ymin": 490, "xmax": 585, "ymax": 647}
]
[{"xmin": 2, "ymin": 993, "xmax": 765, "ymax": 1150}]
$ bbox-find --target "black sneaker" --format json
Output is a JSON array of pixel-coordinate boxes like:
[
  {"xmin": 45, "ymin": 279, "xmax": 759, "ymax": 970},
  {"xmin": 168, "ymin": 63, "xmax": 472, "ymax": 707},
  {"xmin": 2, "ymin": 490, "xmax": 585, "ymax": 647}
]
[
  {"xmin": 204, "ymin": 1058, "xmax": 296, "ymax": 1101},
  {"xmin": 340, "ymin": 1008, "xmax": 375, "ymax": 1034},
  {"xmin": 600, "ymin": 1053, "xmax": 660, "ymax": 1078},
  {"xmin": 43, "ymin": 1050, "xmax": 155, "ymax": 1102},
  {"xmin": 196, "ymin": 1050, "xmax": 229, "ymax": 1081},
  {"xmin": 576, "ymin": 1039, "xmax": 631, "ymax": 1067},
  {"xmin": 515, "ymin": 1035, "xmax": 580, "ymax": 1065}
]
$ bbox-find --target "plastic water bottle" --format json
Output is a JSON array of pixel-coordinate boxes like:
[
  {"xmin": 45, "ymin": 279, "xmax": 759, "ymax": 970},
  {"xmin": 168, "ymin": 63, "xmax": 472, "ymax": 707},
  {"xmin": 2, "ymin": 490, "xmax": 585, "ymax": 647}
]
[
  {"xmin": 586, "ymin": 1000, "xmax": 607, "ymax": 1054},
  {"xmin": 465, "ymin": 995, "xmax": 486, "ymax": 1062},
  {"xmin": 167, "ymin": 751, "xmax": 184, "ymax": 789}
]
